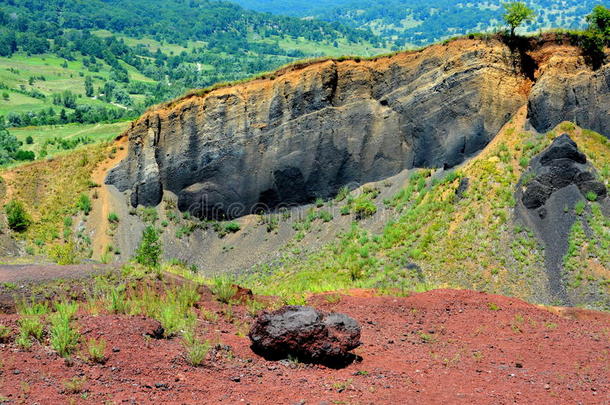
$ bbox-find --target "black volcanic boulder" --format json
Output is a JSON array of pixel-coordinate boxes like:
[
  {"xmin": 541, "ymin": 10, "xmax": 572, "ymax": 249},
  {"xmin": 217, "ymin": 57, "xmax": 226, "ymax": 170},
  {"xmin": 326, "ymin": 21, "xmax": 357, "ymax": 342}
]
[
  {"xmin": 249, "ymin": 306, "xmax": 361, "ymax": 367},
  {"xmin": 521, "ymin": 134, "xmax": 607, "ymax": 209}
]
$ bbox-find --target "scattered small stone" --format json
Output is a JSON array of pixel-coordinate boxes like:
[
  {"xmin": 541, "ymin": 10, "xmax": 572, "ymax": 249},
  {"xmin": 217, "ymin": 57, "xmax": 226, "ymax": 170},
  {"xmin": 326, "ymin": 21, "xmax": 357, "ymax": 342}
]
[
  {"xmin": 544, "ymin": 384, "xmax": 551, "ymax": 390},
  {"xmin": 155, "ymin": 383, "xmax": 169, "ymax": 390},
  {"xmin": 12, "ymin": 369, "xmax": 20, "ymax": 375},
  {"xmin": 230, "ymin": 376, "xmax": 241, "ymax": 383},
  {"xmin": 112, "ymin": 347, "xmax": 121, "ymax": 353},
  {"xmin": 515, "ymin": 362, "xmax": 523, "ymax": 368}
]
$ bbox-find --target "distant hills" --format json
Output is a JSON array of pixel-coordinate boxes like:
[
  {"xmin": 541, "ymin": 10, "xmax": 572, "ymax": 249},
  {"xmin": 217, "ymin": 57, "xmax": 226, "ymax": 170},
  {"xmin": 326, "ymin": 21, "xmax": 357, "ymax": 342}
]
[
  {"xmin": 0, "ymin": 0, "xmax": 387, "ymax": 133},
  {"xmin": 231, "ymin": 0, "xmax": 608, "ymax": 47}
]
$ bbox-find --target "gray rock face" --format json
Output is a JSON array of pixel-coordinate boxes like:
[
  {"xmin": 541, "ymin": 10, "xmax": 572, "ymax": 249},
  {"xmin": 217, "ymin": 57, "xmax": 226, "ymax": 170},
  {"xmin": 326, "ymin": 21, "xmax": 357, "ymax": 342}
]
[
  {"xmin": 522, "ymin": 134, "xmax": 607, "ymax": 209},
  {"xmin": 107, "ymin": 39, "xmax": 529, "ymax": 218},
  {"xmin": 528, "ymin": 58, "xmax": 610, "ymax": 135},
  {"xmin": 248, "ymin": 306, "xmax": 361, "ymax": 367},
  {"xmin": 107, "ymin": 38, "xmax": 609, "ymax": 220}
]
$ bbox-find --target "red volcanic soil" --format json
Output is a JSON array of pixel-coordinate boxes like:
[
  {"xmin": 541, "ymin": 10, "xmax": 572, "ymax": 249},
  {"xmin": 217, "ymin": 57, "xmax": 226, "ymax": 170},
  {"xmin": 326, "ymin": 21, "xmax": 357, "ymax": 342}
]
[{"xmin": 0, "ymin": 289, "xmax": 608, "ymax": 404}]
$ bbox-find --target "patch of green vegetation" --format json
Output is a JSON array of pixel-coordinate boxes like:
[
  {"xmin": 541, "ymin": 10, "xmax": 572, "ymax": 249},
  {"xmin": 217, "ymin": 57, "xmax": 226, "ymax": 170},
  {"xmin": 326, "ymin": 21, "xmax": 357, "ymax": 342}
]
[
  {"xmin": 10, "ymin": 122, "xmax": 129, "ymax": 161},
  {"xmin": 77, "ymin": 194, "xmax": 92, "ymax": 215},
  {"xmin": 210, "ymin": 277, "xmax": 238, "ymax": 304},
  {"xmin": 135, "ymin": 226, "xmax": 162, "ymax": 269},
  {"xmin": 240, "ymin": 127, "xmax": 561, "ymax": 303},
  {"xmin": 5, "ymin": 199, "xmax": 30, "ymax": 232},
  {"xmin": 85, "ymin": 337, "xmax": 107, "ymax": 364},
  {"xmin": 49, "ymin": 301, "xmax": 80, "ymax": 358}
]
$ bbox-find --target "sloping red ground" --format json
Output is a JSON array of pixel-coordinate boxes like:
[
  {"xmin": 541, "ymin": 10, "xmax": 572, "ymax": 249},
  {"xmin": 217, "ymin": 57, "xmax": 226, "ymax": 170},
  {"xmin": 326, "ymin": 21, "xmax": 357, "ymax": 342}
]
[{"xmin": 0, "ymin": 289, "xmax": 608, "ymax": 404}]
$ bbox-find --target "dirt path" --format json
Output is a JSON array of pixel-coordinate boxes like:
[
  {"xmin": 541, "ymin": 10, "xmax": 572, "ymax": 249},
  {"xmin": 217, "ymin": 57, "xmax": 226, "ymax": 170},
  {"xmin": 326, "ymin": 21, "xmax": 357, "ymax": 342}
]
[
  {"xmin": 0, "ymin": 263, "xmax": 120, "ymax": 284},
  {"xmin": 90, "ymin": 136, "xmax": 129, "ymax": 259}
]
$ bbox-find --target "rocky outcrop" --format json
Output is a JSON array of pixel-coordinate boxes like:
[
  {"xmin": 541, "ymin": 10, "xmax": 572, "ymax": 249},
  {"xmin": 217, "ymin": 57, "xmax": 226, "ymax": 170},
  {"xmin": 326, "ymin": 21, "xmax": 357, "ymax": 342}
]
[
  {"xmin": 108, "ymin": 38, "xmax": 530, "ymax": 218},
  {"xmin": 107, "ymin": 37, "xmax": 609, "ymax": 219},
  {"xmin": 516, "ymin": 134, "xmax": 608, "ymax": 305},
  {"xmin": 522, "ymin": 134, "xmax": 607, "ymax": 209},
  {"xmin": 527, "ymin": 42, "xmax": 610, "ymax": 134},
  {"xmin": 249, "ymin": 306, "xmax": 361, "ymax": 367}
]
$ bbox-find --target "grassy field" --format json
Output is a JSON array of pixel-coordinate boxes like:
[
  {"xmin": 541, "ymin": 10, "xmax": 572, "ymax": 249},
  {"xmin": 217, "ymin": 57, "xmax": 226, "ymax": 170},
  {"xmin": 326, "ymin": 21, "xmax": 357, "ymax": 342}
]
[
  {"xmin": 0, "ymin": 52, "xmax": 130, "ymax": 115},
  {"xmin": 10, "ymin": 122, "xmax": 130, "ymax": 159}
]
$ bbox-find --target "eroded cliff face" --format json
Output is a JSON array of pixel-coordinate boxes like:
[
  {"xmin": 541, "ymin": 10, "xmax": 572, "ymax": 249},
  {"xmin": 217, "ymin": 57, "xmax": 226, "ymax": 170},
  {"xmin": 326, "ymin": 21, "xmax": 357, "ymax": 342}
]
[
  {"xmin": 527, "ymin": 41, "xmax": 610, "ymax": 134},
  {"xmin": 107, "ymin": 38, "xmax": 609, "ymax": 218}
]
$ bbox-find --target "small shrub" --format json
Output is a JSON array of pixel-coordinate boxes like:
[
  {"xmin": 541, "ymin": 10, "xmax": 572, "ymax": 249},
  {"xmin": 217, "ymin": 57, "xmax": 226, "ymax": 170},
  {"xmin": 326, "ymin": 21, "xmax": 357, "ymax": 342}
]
[
  {"xmin": 63, "ymin": 377, "xmax": 86, "ymax": 394},
  {"xmin": 315, "ymin": 198, "xmax": 325, "ymax": 208},
  {"xmin": 25, "ymin": 135, "xmax": 34, "ymax": 145},
  {"xmin": 107, "ymin": 212, "xmax": 119, "ymax": 223},
  {"xmin": 5, "ymin": 200, "xmax": 30, "ymax": 232},
  {"xmin": 352, "ymin": 196, "xmax": 377, "ymax": 219},
  {"xmin": 0, "ymin": 325, "xmax": 12, "ymax": 343},
  {"xmin": 50, "ymin": 319, "xmax": 79, "ymax": 357},
  {"xmin": 259, "ymin": 214, "xmax": 279, "ymax": 233},
  {"xmin": 135, "ymin": 226, "xmax": 162, "ymax": 268},
  {"xmin": 585, "ymin": 191, "xmax": 598, "ymax": 202},
  {"xmin": 183, "ymin": 329, "xmax": 211, "ymax": 367},
  {"xmin": 106, "ymin": 286, "xmax": 128, "ymax": 314},
  {"xmin": 335, "ymin": 186, "xmax": 350, "ymax": 202},
  {"xmin": 318, "ymin": 210, "xmax": 333, "ymax": 222},
  {"xmin": 574, "ymin": 200, "xmax": 586, "ymax": 215},
  {"xmin": 48, "ymin": 242, "xmax": 77, "ymax": 265},
  {"xmin": 224, "ymin": 222, "xmax": 240, "ymax": 233},
  {"xmin": 210, "ymin": 277, "xmax": 237, "ymax": 304},
  {"xmin": 245, "ymin": 299, "xmax": 267, "ymax": 316},
  {"xmin": 141, "ymin": 207, "xmax": 158, "ymax": 223},
  {"xmin": 18, "ymin": 316, "xmax": 44, "ymax": 341},
  {"xmin": 16, "ymin": 333, "xmax": 32, "ymax": 350},
  {"xmin": 50, "ymin": 302, "xmax": 80, "ymax": 357},
  {"xmin": 519, "ymin": 156, "xmax": 529, "ymax": 168},
  {"xmin": 77, "ymin": 194, "xmax": 92, "ymax": 215}
]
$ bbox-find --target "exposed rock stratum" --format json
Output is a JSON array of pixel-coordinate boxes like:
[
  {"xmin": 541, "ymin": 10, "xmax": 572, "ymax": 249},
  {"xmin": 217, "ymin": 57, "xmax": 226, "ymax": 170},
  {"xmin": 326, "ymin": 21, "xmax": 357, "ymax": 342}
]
[{"xmin": 107, "ymin": 37, "xmax": 609, "ymax": 219}]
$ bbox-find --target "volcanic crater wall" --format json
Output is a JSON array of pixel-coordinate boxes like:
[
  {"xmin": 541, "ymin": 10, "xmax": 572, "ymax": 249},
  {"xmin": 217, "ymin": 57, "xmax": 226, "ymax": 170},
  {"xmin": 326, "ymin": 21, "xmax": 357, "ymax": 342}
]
[{"xmin": 107, "ymin": 38, "xmax": 609, "ymax": 218}]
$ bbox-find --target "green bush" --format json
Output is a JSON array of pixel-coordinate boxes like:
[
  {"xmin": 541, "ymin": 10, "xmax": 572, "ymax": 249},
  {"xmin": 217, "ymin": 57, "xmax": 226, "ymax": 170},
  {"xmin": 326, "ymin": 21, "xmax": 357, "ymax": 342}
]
[
  {"xmin": 107, "ymin": 212, "xmax": 119, "ymax": 223},
  {"xmin": 25, "ymin": 136, "xmax": 34, "ymax": 145},
  {"xmin": 14, "ymin": 150, "xmax": 35, "ymax": 161},
  {"xmin": 106, "ymin": 286, "xmax": 128, "ymax": 314},
  {"xmin": 210, "ymin": 277, "xmax": 237, "ymax": 304},
  {"xmin": 50, "ymin": 303, "xmax": 80, "ymax": 358},
  {"xmin": 352, "ymin": 196, "xmax": 377, "ymax": 219},
  {"xmin": 5, "ymin": 200, "xmax": 30, "ymax": 232},
  {"xmin": 86, "ymin": 338, "xmax": 106, "ymax": 363},
  {"xmin": 135, "ymin": 226, "xmax": 162, "ymax": 268},
  {"xmin": 183, "ymin": 329, "xmax": 211, "ymax": 367},
  {"xmin": 335, "ymin": 186, "xmax": 350, "ymax": 202},
  {"xmin": 77, "ymin": 194, "xmax": 92, "ymax": 215},
  {"xmin": 574, "ymin": 200, "xmax": 586, "ymax": 215},
  {"xmin": 48, "ymin": 241, "xmax": 77, "ymax": 265},
  {"xmin": 224, "ymin": 222, "xmax": 240, "ymax": 233},
  {"xmin": 585, "ymin": 191, "xmax": 598, "ymax": 201}
]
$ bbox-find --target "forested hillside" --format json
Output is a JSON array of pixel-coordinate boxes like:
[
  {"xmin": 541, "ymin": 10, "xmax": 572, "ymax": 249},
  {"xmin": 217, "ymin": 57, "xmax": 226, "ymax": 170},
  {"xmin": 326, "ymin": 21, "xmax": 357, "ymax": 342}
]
[
  {"xmin": 232, "ymin": 0, "xmax": 608, "ymax": 47},
  {"xmin": 0, "ymin": 0, "xmax": 384, "ymax": 128}
]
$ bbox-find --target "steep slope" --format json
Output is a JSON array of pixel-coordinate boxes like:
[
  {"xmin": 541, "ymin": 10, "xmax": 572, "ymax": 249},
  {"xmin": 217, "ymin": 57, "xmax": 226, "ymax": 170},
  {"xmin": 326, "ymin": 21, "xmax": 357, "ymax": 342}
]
[{"xmin": 108, "ymin": 38, "xmax": 532, "ymax": 218}]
